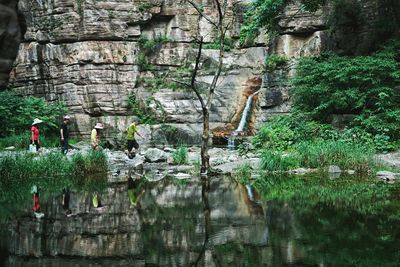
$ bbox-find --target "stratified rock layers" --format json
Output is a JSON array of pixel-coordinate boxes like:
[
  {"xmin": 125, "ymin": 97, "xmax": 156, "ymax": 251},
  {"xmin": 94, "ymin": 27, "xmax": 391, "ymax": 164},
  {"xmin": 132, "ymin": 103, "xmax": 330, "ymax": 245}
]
[{"xmin": 9, "ymin": 0, "xmax": 266, "ymax": 139}]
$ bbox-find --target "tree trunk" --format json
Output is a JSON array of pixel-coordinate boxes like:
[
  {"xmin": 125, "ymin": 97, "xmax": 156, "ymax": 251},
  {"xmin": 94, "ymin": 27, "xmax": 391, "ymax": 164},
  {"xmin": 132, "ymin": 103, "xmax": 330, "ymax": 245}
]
[{"xmin": 200, "ymin": 107, "xmax": 210, "ymax": 175}]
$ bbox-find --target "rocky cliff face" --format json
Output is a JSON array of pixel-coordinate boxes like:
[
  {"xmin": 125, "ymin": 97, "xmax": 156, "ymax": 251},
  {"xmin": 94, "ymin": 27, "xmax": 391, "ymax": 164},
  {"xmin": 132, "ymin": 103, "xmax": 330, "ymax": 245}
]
[
  {"xmin": 5, "ymin": 0, "xmax": 397, "ymax": 141},
  {"xmin": 8, "ymin": 0, "xmax": 266, "ymax": 143},
  {"xmin": 0, "ymin": 0, "xmax": 23, "ymax": 89},
  {"xmin": 257, "ymin": 0, "xmax": 399, "ymax": 125}
]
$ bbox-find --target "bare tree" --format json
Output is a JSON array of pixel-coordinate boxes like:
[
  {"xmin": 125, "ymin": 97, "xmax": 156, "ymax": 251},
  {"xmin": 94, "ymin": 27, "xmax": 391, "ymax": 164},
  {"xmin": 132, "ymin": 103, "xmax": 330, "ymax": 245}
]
[{"xmin": 185, "ymin": 0, "xmax": 231, "ymax": 176}]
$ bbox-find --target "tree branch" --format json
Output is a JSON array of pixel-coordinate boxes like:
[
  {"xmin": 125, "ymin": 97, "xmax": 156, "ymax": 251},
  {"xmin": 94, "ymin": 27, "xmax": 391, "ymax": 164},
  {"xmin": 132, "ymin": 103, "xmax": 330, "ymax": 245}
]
[
  {"xmin": 189, "ymin": 36, "xmax": 206, "ymax": 110},
  {"xmin": 186, "ymin": 0, "xmax": 218, "ymax": 27}
]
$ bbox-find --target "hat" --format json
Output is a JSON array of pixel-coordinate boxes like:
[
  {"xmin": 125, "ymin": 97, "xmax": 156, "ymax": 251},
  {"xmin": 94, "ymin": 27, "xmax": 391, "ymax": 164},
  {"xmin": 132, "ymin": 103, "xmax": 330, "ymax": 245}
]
[
  {"xmin": 94, "ymin": 123, "xmax": 104, "ymax": 129},
  {"xmin": 64, "ymin": 115, "xmax": 71, "ymax": 120},
  {"xmin": 32, "ymin": 118, "xmax": 43, "ymax": 125},
  {"xmin": 30, "ymin": 185, "xmax": 38, "ymax": 194}
]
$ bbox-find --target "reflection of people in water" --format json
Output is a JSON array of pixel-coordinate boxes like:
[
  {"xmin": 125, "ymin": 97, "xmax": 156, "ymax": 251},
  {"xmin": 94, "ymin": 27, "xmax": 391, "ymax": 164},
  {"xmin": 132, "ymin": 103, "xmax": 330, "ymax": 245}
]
[
  {"xmin": 62, "ymin": 188, "xmax": 72, "ymax": 216},
  {"xmin": 127, "ymin": 172, "xmax": 145, "ymax": 208},
  {"xmin": 31, "ymin": 185, "xmax": 44, "ymax": 219},
  {"xmin": 242, "ymin": 184, "xmax": 264, "ymax": 216},
  {"xmin": 92, "ymin": 192, "xmax": 103, "ymax": 208}
]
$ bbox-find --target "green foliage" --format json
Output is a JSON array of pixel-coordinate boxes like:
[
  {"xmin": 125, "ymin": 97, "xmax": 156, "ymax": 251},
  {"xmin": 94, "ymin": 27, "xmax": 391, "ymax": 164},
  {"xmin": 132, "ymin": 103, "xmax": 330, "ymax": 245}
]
[
  {"xmin": 138, "ymin": 3, "xmax": 153, "ymax": 12},
  {"xmin": 295, "ymin": 140, "xmax": 373, "ymax": 171},
  {"xmin": 137, "ymin": 52, "xmax": 155, "ymax": 71},
  {"xmin": 253, "ymin": 113, "xmax": 337, "ymax": 151},
  {"xmin": 172, "ymin": 146, "xmax": 188, "ymax": 165},
  {"xmin": 252, "ymin": 173, "xmax": 400, "ymax": 215},
  {"xmin": 291, "ymin": 41, "xmax": 400, "ymax": 149},
  {"xmin": 239, "ymin": 0, "xmax": 288, "ymax": 45},
  {"xmin": 258, "ymin": 138, "xmax": 373, "ymax": 172},
  {"xmin": 137, "ymin": 36, "xmax": 171, "ymax": 71},
  {"xmin": 0, "ymin": 133, "xmax": 74, "ymax": 150},
  {"xmin": 139, "ymin": 76, "xmax": 188, "ymax": 92},
  {"xmin": 265, "ymin": 54, "xmax": 288, "ymax": 71},
  {"xmin": 70, "ymin": 150, "xmax": 109, "ymax": 191},
  {"xmin": 0, "ymin": 90, "xmax": 67, "ymax": 138},
  {"xmin": 0, "ymin": 151, "xmax": 108, "ymax": 203},
  {"xmin": 233, "ymin": 163, "xmax": 253, "ymax": 184},
  {"xmin": 203, "ymin": 37, "xmax": 235, "ymax": 52},
  {"xmin": 127, "ymin": 94, "xmax": 162, "ymax": 124},
  {"xmin": 138, "ymin": 35, "xmax": 171, "ymax": 54},
  {"xmin": 260, "ymin": 150, "xmax": 300, "ymax": 172}
]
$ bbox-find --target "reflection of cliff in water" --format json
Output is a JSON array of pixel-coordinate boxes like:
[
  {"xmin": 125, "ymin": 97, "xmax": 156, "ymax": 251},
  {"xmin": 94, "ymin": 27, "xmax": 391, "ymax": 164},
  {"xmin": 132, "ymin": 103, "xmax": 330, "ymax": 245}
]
[
  {"xmin": 2, "ymin": 176, "xmax": 399, "ymax": 266},
  {"xmin": 0, "ymin": 179, "xmax": 271, "ymax": 266}
]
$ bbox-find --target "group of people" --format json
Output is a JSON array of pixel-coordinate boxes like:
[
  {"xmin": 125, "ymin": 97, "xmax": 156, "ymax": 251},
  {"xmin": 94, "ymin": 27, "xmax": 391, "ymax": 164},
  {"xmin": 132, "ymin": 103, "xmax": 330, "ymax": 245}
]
[
  {"xmin": 30, "ymin": 116, "xmax": 142, "ymax": 158},
  {"xmin": 30, "ymin": 116, "xmax": 145, "ymax": 218}
]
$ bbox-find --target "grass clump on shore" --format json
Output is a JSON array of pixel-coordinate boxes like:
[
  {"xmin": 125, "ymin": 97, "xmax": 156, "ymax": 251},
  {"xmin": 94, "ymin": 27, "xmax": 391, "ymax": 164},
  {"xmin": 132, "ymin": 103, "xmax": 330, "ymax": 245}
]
[
  {"xmin": 0, "ymin": 150, "xmax": 109, "ymax": 203},
  {"xmin": 259, "ymin": 140, "xmax": 373, "ymax": 173},
  {"xmin": 172, "ymin": 146, "xmax": 188, "ymax": 165}
]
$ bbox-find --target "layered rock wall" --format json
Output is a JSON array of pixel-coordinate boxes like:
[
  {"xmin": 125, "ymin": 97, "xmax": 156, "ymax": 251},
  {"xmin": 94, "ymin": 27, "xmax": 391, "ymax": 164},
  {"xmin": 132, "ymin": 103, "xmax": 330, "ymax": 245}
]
[
  {"xmin": 8, "ymin": 0, "xmax": 266, "ymax": 142},
  {"xmin": 257, "ymin": 0, "xmax": 399, "ymax": 125},
  {"xmin": 5, "ymin": 0, "xmax": 397, "ymax": 139}
]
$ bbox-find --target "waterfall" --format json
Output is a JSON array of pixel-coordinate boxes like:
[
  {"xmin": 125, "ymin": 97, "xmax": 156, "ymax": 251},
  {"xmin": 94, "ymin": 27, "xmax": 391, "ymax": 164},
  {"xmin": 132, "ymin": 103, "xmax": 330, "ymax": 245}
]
[
  {"xmin": 235, "ymin": 90, "xmax": 260, "ymax": 132},
  {"xmin": 228, "ymin": 90, "xmax": 260, "ymax": 150}
]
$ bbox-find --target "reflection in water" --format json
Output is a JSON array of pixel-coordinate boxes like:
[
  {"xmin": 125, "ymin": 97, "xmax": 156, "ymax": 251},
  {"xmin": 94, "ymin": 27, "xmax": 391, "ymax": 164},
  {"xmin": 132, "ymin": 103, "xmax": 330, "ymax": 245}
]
[{"xmin": 1, "ymin": 176, "xmax": 400, "ymax": 266}]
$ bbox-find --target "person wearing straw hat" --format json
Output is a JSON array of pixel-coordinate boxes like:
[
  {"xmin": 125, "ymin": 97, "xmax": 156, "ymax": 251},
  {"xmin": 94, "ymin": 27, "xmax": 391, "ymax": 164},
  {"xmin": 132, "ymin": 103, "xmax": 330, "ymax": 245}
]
[
  {"xmin": 31, "ymin": 118, "xmax": 43, "ymax": 152},
  {"xmin": 91, "ymin": 122, "xmax": 104, "ymax": 150},
  {"xmin": 60, "ymin": 115, "xmax": 71, "ymax": 154}
]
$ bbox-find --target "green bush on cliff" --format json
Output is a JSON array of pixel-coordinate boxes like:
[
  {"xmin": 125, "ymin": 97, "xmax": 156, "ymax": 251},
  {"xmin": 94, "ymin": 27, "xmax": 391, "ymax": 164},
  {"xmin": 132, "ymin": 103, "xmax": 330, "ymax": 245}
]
[
  {"xmin": 239, "ymin": 0, "xmax": 327, "ymax": 45},
  {"xmin": 255, "ymin": 40, "xmax": 400, "ymax": 153}
]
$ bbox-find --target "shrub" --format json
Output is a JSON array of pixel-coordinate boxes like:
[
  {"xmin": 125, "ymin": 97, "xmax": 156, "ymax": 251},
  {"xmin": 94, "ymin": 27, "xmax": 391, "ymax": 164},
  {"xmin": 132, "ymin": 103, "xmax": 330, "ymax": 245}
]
[
  {"xmin": 203, "ymin": 37, "xmax": 235, "ymax": 51},
  {"xmin": 265, "ymin": 54, "xmax": 288, "ymax": 71},
  {"xmin": 0, "ymin": 90, "xmax": 67, "ymax": 138},
  {"xmin": 172, "ymin": 146, "xmax": 188, "ymax": 165},
  {"xmin": 127, "ymin": 94, "xmax": 162, "ymax": 124}
]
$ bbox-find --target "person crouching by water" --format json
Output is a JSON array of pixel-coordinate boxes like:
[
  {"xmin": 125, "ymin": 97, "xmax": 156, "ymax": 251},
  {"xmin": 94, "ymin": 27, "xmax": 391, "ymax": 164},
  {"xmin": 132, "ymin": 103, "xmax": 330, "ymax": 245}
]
[
  {"xmin": 91, "ymin": 123, "xmax": 104, "ymax": 150},
  {"xmin": 60, "ymin": 115, "xmax": 71, "ymax": 154},
  {"xmin": 126, "ymin": 121, "xmax": 143, "ymax": 159},
  {"xmin": 31, "ymin": 118, "xmax": 43, "ymax": 152}
]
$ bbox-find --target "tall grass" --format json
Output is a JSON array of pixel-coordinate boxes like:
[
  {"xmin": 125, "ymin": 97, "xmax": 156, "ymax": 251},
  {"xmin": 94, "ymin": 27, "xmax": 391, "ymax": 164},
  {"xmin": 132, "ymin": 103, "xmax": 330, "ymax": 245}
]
[
  {"xmin": 260, "ymin": 151, "xmax": 300, "ymax": 172},
  {"xmin": 70, "ymin": 150, "xmax": 109, "ymax": 190},
  {"xmin": 0, "ymin": 133, "xmax": 77, "ymax": 150},
  {"xmin": 0, "ymin": 150, "xmax": 109, "ymax": 203},
  {"xmin": 260, "ymin": 140, "xmax": 374, "ymax": 173},
  {"xmin": 172, "ymin": 146, "xmax": 188, "ymax": 165},
  {"xmin": 295, "ymin": 140, "xmax": 373, "ymax": 172}
]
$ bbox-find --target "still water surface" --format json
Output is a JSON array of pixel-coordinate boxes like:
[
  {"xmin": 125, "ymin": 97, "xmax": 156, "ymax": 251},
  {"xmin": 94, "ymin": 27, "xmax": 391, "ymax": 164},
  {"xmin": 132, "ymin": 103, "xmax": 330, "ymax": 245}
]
[{"xmin": 0, "ymin": 177, "xmax": 399, "ymax": 266}]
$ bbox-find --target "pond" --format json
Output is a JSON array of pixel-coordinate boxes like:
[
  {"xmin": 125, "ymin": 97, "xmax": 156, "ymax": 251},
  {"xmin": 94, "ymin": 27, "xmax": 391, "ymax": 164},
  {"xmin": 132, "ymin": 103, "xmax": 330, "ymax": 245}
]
[{"xmin": 0, "ymin": 176, "xmax": 400, "ymax": 267}]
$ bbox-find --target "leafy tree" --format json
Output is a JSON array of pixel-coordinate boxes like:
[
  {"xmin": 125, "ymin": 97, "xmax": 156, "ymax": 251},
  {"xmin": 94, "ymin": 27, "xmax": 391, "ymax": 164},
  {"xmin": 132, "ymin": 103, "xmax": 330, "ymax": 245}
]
[
  {"xmin": 0, "ymin": 90, "xmax": 67, "ymax": 137},
  {"xmin": 291, "ymin": 41, "xmax": 400, "ymax": 141}
]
